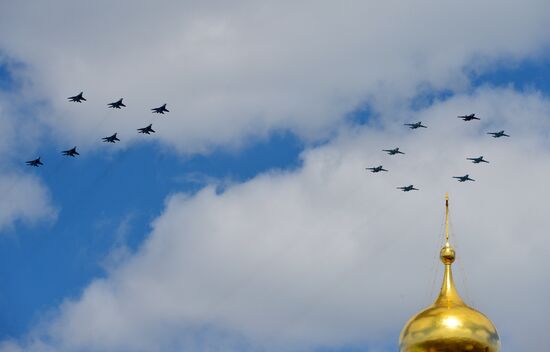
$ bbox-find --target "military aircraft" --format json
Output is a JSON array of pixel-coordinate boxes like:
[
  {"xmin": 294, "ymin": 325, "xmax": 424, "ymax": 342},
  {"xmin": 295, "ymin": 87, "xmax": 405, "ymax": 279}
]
[
  {"xmin": 383, "ymin": 147, "xmax": 405, "ymax": 155},
  {"xmin": 457, "ymin": 113, "xmax": 479, "ymax": 121},
  {"xmin": 102, "ymin": 133, "xmax": 120, "ymax": 143},
  {"xmin": 68, "ymin": 92, "xmax": 86, "ymax": 103},
  {"xmin": 366, "ymin": 165, "xmax": 388, "ymax": 173},
  {"xmin": 108, "ymin": 98, "xmax": 126, "ymax": 109},
  {"xmin": 467, "ymin": 156, "xmax": 489, "ymax": 164},
  {"xmin": 151, "ymin": 104, "xmax": 169, "ymax": 114},
  {"xmin": 487, "ymin": 130, "xmax": 510, "ymax": 138},
  {"xmin": 138, "ymin": 124, "xmax": 155, "ymax": 134},
  {"xmin": 404, "ymin": 121, "xmax": 427, "ymax": 129},
  {"xmin": 62, "ymin": 147, "xmax": 80, "ymax": 157},
  {"xmin": 397, "ymin": 185, "xmax": 418, "ymax": 192},
  {"xmin": 26, "ymin": 157, "xmax": 43, "ymax": 167},
  {"xmin": 453, "ymin": 174, "xmax": 475, "ymax": 182}
]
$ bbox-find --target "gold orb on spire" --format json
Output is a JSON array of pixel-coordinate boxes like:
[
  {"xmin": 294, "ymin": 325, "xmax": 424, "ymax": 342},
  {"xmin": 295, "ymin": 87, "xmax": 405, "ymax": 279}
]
[{"xmin": 399, "ymin": 194, "xmax": 500, "ymax": 352}]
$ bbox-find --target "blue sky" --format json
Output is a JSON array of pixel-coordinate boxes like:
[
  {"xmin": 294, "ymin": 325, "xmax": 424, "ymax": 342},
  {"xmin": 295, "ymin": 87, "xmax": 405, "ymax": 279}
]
[{"xmin": 1, "ymin": 2, "xmax": 550, "ymax": 351}]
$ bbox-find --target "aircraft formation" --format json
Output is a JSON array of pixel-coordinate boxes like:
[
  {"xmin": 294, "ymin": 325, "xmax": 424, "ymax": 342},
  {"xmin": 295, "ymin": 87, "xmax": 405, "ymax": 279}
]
[
  {"xmin": 27, "ymin": 94, "xmax": 511, "ymax": 193},
  {"xmin": 26, "ymin": 92, "xmax": 169, "ymax": 167},
  {"xmin": 365, "ymin": 114, "xmax": 511, "ymax": 192}
]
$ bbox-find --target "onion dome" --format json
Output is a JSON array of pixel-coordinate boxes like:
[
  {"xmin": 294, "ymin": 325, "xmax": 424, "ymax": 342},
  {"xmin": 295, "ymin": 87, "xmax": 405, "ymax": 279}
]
[{"xmin": 399, "ymin": 194, "xmax": 500, "ymax": 352}]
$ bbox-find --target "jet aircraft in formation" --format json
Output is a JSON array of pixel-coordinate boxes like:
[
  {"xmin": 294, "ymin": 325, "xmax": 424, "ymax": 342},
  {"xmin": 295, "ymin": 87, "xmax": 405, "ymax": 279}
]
[
  {"xmin": 467, "ymin": 156, "xmax": 489, "ymax": 164},
  {"xmin": 457, "ymin": 113, "xmax": 479, "ymax": 121},
  {"xmin": 487, "ymin": 130, "xmax": 510, "ymax": 138},
  {"xmin": 68, "ymin": 92, "xmax": 86, "ymax": 103},
  {"xmin": 152, "ymin": 104, "xmax": 169, "ymax": 114},
  {"xmin": 62, "ymin": 147, "xmax": 80, "ymax": 157},
  {"xmin": 27, "ymin": 93, "xmax": 173, "ymax": 166},
  {"xmin": 366, "ymin": 165, "xmax": 388, "ymax": 173},
  {"xmin": 26, "ymin": 157, "xmax": 43, "ymax": 167},
  {"xmin": 397, "ymin": 185, "xmax": 418, "ymax": 192},
  {"xmin": 453, "ymin": 174, "xmax": 475, "ymax": 182},
  {"xmin": 404, "ymin": 121, "xmax": 427, "ymax": 129},
  {"xmin": 138, "ymin": 124, "xmax": 155, "ymax": 134},
  {"xmin": 102, "ymin": 133, "xmax": 120, "ymax": 143},
  {"xmin": 31, "ymin": 94, "xmax": 515, "ymax": 192},
  {"xmin": 368, "ymin": 112, "xmax": 512, "ymax": 191},
  {"xmin": 108, "ymin": 98, "xmax": 126, "ymax": 109},
  {"xmin": 383, "ymin": 147, "xmax": 405, "ymax": 155}
]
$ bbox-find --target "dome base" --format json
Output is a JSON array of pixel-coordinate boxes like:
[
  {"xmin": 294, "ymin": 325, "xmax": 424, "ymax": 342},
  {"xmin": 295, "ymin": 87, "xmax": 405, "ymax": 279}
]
[{"xmin": 402, "ymin": 338, "xmax": 498, "ymax": 352}]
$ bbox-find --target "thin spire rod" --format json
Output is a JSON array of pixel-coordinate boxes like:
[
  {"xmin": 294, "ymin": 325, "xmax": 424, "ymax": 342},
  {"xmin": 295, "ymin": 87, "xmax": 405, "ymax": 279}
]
[{"xmin": 445, "ymin": 193, "xmax": 450, "ymax": 245}]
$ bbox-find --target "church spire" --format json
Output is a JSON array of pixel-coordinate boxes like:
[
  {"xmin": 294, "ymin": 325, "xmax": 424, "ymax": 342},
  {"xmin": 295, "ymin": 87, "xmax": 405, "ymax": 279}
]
[
  {"xmin": 445, "ymin": 192, "xmax": 450, "ymax": 245},
  {"xmin": 435, "ymin": 194, "xmax": 463, "ymax": 306}
]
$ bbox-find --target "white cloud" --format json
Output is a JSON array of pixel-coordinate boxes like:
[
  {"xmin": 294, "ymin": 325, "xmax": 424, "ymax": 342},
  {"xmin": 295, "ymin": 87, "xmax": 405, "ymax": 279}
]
[
  {"xmin": 0, "ymin": 173, "xmax": 57, "ymax": 232},
  {"xmin": 0, "ymin": 1, "xmax": 549, "ymax": 152},
  {"xmin": 5, "ymin": 88, "xmax": 550, "ymax": 351}
]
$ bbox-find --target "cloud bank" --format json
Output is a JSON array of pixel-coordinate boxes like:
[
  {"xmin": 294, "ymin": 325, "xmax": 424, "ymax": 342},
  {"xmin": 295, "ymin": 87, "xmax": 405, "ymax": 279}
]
[{"xmin": 0, "ymin": 0, "xmax": 549, "ymax": 152}]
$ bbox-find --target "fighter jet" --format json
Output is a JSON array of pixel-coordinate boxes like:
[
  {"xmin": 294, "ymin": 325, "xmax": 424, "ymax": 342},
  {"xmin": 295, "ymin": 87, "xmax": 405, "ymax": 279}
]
[
  {"xmin": 366, "ymin": 165, "xmax": 388, "ymax": 173},
  {"xmin": 453, "ymin": 174, "xmax": 475, "ymax": 182},
  {"xmin": 26, "ymin": 157, "xmax": 43, "ymax": 167},
  {"xmin": 467, "ymin": 156, "xmax": 489, "ymax": 164},
  {"xmin": 487, "ymin": 130, "xmax": 510, "ymax": 138},
  {"xmin": 108, "ymin": 98, "xmax": 126, "ymax": 109},
  {"xmin": 404, "ymin": 121, "xmax": 427, "ymax": 129},
  {"xmin": 138, "ymin": 124, "xmax": 155, "ymax": 135},
  {"xmin": 457, "ymin": 113, "xmax": 479, "ymax": 121},
  {"xmin": 151, "ymin": 104, "xmax": 169, "ymax": 114},
  {"xmin": 68, "ymin": 92, "xmax": 86, "ymax": 103},
  {"xmin": 102, "ymin": 133, "xmax": 120, "ymax": 143},
  {"xmin": 62, "ymin": 147, "xmax": 80, "ymax": 157},
  {"xmin": 397, "ymin": 185, "xmax": 418, "ymax": 192},
  {"xmin": 383, "ymin": 147, "xmax": 405, "ymax": 155}
]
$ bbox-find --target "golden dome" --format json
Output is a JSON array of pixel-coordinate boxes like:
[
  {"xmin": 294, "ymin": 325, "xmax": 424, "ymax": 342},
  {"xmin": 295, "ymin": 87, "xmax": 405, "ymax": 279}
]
[{"xmin": 399, "ymin": 195, "xmax": 500, "ymax": 352}]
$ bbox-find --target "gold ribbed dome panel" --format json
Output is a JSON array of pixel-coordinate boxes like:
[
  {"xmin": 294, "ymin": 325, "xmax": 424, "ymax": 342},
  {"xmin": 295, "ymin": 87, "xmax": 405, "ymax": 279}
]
[{"xmin": 399, "ymin": 195, "xmax": 500, "ymax": 352}]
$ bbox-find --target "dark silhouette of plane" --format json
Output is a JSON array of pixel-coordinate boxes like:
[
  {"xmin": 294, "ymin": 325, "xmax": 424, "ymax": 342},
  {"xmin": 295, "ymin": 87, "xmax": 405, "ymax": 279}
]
[
  {"xmin": 487, "ymin": 130, "xmax": 510, "ymax": 138},
  {"xmin": 453, "ymin": 174, "xmax": 475, "ymax": 182},
  {"xmin": 458, "ymin": 113, "xmax": 479, "ymax": 121},
  {"xmin": 62, "ymin": 147, "xmax": 80, "ymax": 157},
  {"xmin": 108, "ymin": 98, "xmax": 126, "ymax": 109},
  {"xmin": 366, "ymin": 165, "xmax": 388, "ymax": 173},
  {"xmin": 68, "ymin": 92, "xmax": 86, "ymax": 103},
  {"xmin": 26, "ymin": 157, "xmax": 43, "ymax": 167},
  {"xmin": 152, "ymin": 104, "xmax": 169, "ymax": 114},
  {"xmin": 397, "ymin": 185, "xmax": 418, "ymax": 192},
  {"xmin": 138, "ymin": 124, "xmax": 155, "ymax": 134},
  {"xmin": 467, "ymin": 156, "xmax": 489, "ymax": 164},
  {"xmin": 102, "ymin": 133, "xmax": 120, "ymax": 143},
  {"xmin": 383, "ymin": 147, "xmax": 405, "ymax": 155},
  {"xmin": 404, "ymin": 121, "xmax": 427, "ymax": 129}
]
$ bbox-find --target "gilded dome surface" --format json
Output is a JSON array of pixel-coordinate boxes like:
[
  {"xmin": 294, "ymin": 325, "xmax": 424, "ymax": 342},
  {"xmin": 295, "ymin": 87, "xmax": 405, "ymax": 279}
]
[{"xmin": 399, "ymin": 195, "xmax": 500, "ymax": 352}]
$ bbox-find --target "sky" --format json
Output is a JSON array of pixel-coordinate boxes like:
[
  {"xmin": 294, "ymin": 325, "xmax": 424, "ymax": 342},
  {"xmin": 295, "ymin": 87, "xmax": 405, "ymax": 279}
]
[{"xmin": 0, "ymin": 1, "xmax": 549, "ymax": 351}]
